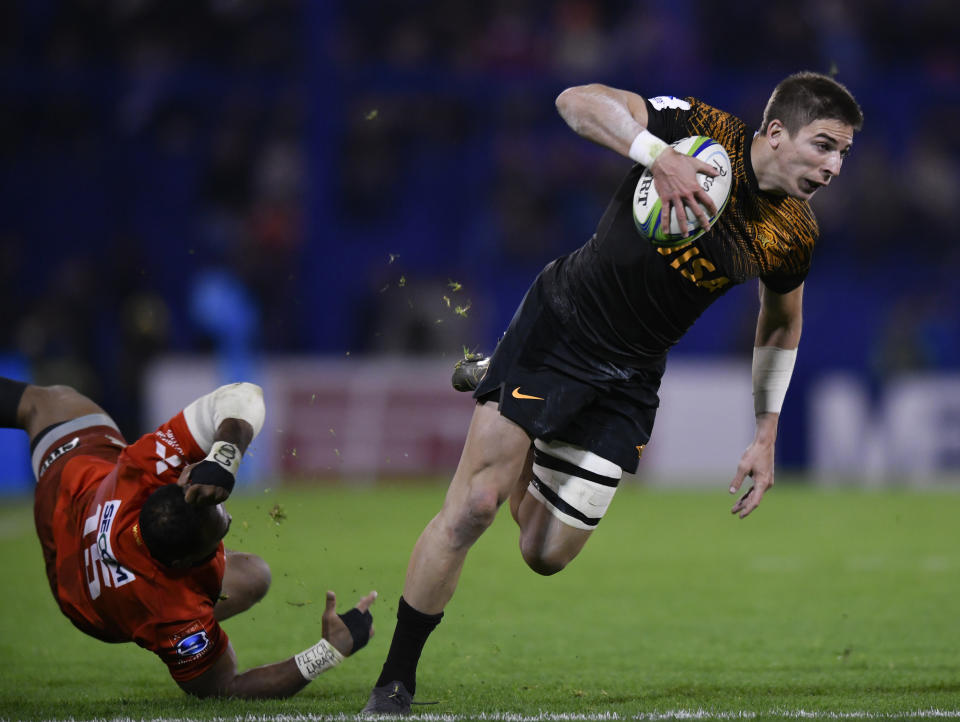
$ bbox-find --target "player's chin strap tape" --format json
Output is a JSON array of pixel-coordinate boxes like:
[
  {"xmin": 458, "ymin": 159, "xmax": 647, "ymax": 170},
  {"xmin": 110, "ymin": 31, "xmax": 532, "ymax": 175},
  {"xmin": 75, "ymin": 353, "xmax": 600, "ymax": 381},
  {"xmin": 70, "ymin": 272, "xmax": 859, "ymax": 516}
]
[
  {"xmin": 188, "ymin": 440, "xmax": 241, "ymax": 493},
  {"xmin": 338, "ymin": 608, "xmax": 373, "ymax": 653}
]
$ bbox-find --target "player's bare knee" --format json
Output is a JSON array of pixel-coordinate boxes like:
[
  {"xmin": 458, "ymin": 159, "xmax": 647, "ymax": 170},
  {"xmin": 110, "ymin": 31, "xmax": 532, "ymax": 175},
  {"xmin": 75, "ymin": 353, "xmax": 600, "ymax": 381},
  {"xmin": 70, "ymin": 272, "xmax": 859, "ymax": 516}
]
[
  {"xmin": 519, "ymin": 541, "xmax": 568, "ymax": 576},
  {"xmin": 224, "ymin": 552, "xmax": 271, "ymax": 606},
  {"xmin": 15, "ymin": 385, "xmax": 41, "ymax": 428},
  {"xmin": 445, "ymin": 488, "xmax": 500, "ymax": 547},
  {"xmin": 243, "ymin": 553, "xmax": 271, "ymax": 602},
  {"xmin": 17, "ymin": 385, "xmax": 68, "ymax": 421},
  {"xmin": 21, "ymin": 384, "xmax": 106, "ymax": 438},
  {"xmin": 526, "ymin": 557, "xmax": 566, "ymax": 577},
  {"xmin": 35, "ymin": 384, "xmax": 84, "ymax": 407}
]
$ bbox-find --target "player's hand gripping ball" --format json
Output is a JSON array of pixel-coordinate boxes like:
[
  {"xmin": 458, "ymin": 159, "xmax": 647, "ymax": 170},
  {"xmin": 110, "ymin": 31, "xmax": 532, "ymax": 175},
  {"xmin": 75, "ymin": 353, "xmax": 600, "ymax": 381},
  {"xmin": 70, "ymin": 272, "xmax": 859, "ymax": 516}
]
[{"xmin": 632, "ymin": 135, "xmax": 732, "ymax": 247}]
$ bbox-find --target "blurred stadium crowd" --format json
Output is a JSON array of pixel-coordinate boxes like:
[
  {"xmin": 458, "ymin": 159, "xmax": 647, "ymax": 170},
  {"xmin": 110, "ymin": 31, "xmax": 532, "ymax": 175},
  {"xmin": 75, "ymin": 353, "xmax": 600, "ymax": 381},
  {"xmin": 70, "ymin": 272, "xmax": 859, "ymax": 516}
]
[{"xmin": 0, "ymin": 0, "xmax": 958, "ymax": 444}]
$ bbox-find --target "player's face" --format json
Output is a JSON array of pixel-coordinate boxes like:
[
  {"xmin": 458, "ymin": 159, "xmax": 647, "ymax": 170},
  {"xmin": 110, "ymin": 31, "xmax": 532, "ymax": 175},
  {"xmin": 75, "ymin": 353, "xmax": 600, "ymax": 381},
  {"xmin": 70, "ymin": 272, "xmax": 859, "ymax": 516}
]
[
  {"xmin": 771, "ymin": 118, "xmax": 854, "ymax": 200},
  {"xmin": 182, "ymin": 504, "xmax": 232, "ymax": 567}
]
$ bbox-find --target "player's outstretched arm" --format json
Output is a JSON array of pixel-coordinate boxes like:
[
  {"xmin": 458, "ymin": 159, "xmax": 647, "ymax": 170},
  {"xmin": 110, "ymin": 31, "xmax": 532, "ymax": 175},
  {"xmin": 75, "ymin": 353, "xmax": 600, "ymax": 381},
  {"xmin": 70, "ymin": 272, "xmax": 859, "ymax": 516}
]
[
  {"xmin": 178, "ymin": 590, "xmax": 376, "ymax": 699},
  {"xmin": 729, "ymin": 283, "xmax": 803, "ymax": 518}
]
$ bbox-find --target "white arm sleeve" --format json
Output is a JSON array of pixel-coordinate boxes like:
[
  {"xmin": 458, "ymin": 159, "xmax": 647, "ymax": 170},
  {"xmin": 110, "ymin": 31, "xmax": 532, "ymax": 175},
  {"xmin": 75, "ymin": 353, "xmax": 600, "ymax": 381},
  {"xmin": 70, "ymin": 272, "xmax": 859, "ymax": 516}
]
[{"xmin": 182, "ymin": 382, "xmax": 266, "ymax": 452}]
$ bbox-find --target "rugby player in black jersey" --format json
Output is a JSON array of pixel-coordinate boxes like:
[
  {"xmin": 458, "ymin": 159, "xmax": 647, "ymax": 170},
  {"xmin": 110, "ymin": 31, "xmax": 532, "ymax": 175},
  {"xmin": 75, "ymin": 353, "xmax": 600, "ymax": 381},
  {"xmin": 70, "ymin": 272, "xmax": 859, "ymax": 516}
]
[{"xmin": 363, "ymin": 72, "xmax": 863, "ymax": 715}]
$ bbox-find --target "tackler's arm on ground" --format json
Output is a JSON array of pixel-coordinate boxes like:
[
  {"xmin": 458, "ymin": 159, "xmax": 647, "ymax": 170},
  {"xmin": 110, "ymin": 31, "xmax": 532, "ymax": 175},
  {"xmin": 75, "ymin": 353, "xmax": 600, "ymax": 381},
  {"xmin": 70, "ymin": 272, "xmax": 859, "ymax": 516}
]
[
  {"xmin": 730, "ymin": 282, "xmax": 803, "ymax": 519},
  {"xmin": 178, "ymin": 382, "xmax": 267, "ymax": 505},
  {"xmin": 554, "ymin": 82, "xmax": 717, "ymax": 236},
  {"xmin": 179, "ymin": 589, "xmax": 377, "ymax": 699}
]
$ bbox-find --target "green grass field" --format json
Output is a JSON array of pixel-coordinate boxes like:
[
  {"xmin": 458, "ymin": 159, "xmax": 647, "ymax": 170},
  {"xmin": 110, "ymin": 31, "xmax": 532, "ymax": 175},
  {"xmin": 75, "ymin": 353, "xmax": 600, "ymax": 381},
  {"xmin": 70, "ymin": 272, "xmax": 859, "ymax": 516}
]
[{"xmin": 1, "ymin": 480, "xmax": 959, "ymax": 721}]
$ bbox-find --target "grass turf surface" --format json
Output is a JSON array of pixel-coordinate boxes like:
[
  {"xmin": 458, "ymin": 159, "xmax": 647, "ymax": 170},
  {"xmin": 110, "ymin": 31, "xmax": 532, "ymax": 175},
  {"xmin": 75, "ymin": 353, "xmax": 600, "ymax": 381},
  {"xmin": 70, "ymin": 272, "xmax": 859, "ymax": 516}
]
[{"xmin": 0, "ymin": 480, "xmax": 958, "ymax": 720}]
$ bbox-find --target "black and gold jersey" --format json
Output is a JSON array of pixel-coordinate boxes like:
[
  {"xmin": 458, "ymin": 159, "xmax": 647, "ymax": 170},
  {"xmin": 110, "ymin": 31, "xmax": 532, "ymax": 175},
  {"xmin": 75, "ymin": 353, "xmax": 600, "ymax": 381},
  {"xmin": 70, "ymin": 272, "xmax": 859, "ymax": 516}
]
[{"xmin": 539, "ymin": 96, "xmax": 818, "ymax": 366}]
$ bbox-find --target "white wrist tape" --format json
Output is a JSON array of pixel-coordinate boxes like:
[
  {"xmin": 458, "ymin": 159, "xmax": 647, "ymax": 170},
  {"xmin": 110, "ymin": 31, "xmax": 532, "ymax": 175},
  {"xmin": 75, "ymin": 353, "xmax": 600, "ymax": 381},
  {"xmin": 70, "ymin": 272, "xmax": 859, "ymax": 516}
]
[
  {"xmin": 294, "ymin": 638, "xmax": 344, "ymax": 681},
  {"xmin": 206, "ymin": 440, "xmax": 241, "ymax": 476},
  {"xmin": 752, "ymin": 346, "xmax": 797, "ymax": 415},
  {"xmin": 628, "ymin": 128, "xmax": 669, "ymax": 167}
]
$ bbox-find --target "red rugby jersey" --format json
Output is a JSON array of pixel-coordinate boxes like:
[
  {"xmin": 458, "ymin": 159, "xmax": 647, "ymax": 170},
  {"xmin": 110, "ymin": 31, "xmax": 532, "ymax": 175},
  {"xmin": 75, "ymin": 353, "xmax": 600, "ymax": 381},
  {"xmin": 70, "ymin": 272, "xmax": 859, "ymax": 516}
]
[{"xmin": 49, "ymin": 411, "xmax": 229, "ymax": 682}]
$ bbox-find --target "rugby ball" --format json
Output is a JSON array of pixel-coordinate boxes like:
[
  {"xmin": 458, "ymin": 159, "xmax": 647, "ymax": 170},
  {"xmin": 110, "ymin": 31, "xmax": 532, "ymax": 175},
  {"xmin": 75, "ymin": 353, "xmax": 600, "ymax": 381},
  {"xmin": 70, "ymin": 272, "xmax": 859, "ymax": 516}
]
[{"xmin": 632, "ymin": 135, "xmax": 732, "ymax": 247}]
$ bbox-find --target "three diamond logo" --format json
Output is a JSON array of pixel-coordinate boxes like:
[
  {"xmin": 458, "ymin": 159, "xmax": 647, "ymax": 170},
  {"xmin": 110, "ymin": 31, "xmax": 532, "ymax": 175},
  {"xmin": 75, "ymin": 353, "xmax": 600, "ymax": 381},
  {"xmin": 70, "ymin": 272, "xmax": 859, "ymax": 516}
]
[{"xmin": 155, "ymin": 440, "xmax": 182, "ymax": 475}]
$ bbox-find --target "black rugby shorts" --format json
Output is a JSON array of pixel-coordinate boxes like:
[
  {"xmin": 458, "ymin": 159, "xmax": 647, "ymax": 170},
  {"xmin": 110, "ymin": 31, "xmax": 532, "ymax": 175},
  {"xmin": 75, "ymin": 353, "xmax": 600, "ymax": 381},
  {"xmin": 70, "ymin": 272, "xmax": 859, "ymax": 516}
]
[{"xmin": 473, "ymin": 277, "xmax": 665, "ymax": 474}]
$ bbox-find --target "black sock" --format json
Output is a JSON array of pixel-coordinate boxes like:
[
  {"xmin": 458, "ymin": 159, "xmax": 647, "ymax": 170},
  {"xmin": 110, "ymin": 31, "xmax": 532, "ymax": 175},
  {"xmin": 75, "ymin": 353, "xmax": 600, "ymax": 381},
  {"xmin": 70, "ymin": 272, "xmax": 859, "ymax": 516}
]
[
  {"xmin": 375, "ymin": 596, "xmax": 443, "ymax": 695},
  {"xmin": 0, "ymin": 378, "xmax": 28, "ymax": 428}
]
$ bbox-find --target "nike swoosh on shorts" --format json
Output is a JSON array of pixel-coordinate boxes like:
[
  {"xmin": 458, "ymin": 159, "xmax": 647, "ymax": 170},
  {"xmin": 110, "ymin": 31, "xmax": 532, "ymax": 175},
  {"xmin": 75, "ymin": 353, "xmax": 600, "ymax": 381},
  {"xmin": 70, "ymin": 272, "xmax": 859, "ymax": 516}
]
[{"xmin": 512, "ymin": 387, "xmax": 544, "ymax": 401}]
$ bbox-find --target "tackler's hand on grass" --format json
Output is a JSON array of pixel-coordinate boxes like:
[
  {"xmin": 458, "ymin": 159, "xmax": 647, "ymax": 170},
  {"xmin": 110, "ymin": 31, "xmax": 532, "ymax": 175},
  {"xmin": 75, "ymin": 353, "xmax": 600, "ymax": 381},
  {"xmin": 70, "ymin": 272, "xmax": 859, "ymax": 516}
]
[{"xmin": 322, "ymin": 589, "xmax": 377, "ymax": 657}]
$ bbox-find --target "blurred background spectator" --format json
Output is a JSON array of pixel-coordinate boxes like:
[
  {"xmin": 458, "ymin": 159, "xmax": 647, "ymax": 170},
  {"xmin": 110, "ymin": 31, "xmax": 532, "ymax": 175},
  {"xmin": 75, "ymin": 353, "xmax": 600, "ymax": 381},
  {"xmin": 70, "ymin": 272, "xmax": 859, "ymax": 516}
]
[{"xmin": 0, "ymin": 0, "xmax": 958, "ymax": 473}]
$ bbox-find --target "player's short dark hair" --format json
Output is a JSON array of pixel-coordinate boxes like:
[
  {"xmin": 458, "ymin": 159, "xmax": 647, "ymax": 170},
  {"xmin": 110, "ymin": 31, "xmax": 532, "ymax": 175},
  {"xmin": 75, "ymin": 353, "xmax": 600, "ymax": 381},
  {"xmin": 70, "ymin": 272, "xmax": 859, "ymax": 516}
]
[
  {"xmin": 139, "ymin": 484, "xmax": 218, "ymax": 565},
  {"xmin": 760, "ymin": 71, "xmax": 863, "ymax": 136}
]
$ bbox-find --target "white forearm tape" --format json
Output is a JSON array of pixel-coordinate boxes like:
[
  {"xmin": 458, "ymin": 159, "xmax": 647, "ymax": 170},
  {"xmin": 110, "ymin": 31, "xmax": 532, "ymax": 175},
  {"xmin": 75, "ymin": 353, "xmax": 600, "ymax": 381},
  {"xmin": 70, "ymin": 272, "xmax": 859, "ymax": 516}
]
[
  {"xmin": 752, "ymin": 346, "xmax": 797, "ymax": 415},
  {"xmin": 628, "ymin": 128, "xmax": 669, "ymax": 167},
  {"xmin": 294, "ymin": 638, "xmax": 344, "ymax": 681},
  {"xmin": 183, "ymin": 382, "xmax": 266, "ymax": 451}
]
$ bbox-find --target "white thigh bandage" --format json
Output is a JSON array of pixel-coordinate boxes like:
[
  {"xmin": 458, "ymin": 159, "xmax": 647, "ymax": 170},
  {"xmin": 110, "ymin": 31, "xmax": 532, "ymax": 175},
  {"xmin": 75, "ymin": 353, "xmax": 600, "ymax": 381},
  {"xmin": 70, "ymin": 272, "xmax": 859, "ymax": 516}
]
[
  {"xmin": 183, "ymin": 382, "xmax": 266, "ymax": 451},
  {"xmin": 527, "ymin": 439, "xmax": 623, "ymax": 531}
]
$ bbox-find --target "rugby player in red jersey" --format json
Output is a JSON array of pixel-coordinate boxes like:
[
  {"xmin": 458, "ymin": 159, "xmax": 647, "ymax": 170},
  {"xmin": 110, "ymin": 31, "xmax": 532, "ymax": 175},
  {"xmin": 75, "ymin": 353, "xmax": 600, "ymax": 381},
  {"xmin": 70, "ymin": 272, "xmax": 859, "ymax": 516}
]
[
  {"xmin": 363, "ymin": 72, "xmax": 863, "ymax": 714},
  {"xmin": 0, "ymin": 378, "xmax": 376, "ymax": 698}
]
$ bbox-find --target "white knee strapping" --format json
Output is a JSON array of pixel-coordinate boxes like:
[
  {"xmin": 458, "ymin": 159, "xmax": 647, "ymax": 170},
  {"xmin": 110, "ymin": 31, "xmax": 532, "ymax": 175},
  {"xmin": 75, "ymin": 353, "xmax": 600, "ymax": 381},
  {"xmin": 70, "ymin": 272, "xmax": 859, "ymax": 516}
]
[{"xmin": 527, "ymin": 439, "xmax": 622, "ymax": 531}]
